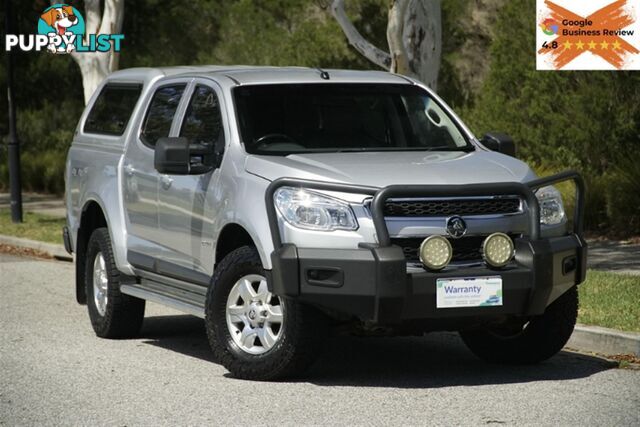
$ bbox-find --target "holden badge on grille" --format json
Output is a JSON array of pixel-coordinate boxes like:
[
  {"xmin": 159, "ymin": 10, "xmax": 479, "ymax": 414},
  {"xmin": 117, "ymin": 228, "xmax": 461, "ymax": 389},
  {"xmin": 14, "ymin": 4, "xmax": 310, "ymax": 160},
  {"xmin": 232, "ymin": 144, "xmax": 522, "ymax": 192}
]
[{"xmin": 446, "ymin": 216, "xmax": 467, "ymax": 239}]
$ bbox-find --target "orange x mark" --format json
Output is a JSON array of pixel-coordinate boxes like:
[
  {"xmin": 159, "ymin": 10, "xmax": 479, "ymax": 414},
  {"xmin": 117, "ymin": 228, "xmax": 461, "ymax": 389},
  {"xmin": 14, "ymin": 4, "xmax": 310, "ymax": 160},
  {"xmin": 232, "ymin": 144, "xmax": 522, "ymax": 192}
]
[{"xmin": 538, "ymin": 0, "xmax": 639, "ymax": 69}]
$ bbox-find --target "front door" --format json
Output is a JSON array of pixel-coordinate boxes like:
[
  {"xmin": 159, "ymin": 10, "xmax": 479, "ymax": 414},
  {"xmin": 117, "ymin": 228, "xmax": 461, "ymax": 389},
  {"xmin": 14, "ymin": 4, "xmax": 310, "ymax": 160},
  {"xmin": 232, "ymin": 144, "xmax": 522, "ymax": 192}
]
[{"xmin": 157, "ymin": 81, "xmax": 227, "ymax": 277}]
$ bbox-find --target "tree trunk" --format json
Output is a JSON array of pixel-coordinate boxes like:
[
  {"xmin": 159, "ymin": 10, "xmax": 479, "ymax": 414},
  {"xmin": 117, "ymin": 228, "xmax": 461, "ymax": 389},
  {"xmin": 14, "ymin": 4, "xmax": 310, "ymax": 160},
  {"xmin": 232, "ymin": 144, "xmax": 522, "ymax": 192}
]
[
  {"xmin": 330, "ymin": 0, "xmax": 391, "ymax": 69},
  {"xmin": 403, "ymin": 0, "xmax": 441, "ymax": 90},
  {"xmin": 331, "ymin": 0, "xmax": 441, "ymax": 89},
  {"xmin": 75, "ymin": 54, "xmax": 112, "ymax": 104},
  {"xmin": 387, "ymin": 0, "xmax": 413, "ymax": 77},
  {"xmin": 51, "ymin": 0, "xmax": 124, "ymax": 104}
]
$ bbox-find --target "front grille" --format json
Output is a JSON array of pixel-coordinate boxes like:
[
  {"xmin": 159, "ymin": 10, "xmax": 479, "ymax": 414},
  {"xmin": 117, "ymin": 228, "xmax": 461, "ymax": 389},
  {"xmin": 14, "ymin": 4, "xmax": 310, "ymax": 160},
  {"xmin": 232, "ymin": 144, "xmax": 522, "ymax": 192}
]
[
  {"xmin": 392, "ymin": 236, "xmax": 487, "ymax": 264},
  {"xmin": 383, "ymin": 197, "xmax": 521, "ymax": 217}
]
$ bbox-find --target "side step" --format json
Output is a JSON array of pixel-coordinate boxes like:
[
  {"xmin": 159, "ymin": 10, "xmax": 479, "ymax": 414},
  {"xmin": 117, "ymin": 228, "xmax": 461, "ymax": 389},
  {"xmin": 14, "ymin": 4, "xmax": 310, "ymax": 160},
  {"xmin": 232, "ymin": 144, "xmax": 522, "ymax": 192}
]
[{"xmin": 120, "ymin": 279, "xmax": 206, "ymax": 318}]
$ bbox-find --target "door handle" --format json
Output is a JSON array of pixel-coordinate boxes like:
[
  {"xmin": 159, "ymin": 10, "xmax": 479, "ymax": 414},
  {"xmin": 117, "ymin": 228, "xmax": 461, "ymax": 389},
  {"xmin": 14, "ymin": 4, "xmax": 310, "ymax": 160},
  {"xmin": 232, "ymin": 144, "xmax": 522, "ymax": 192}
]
[
  {"xmin": 124, "ymin": 164, "xmax": 135, "ymax": 177},
  {"xmin": 160, "ymin": 175, "xmax": 173, "ymax": 190}
]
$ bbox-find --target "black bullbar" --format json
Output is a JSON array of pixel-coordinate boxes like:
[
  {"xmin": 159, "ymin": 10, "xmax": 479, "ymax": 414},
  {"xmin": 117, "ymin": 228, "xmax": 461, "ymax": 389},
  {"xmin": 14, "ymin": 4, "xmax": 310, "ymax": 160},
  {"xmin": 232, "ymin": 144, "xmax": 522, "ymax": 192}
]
[{"xmin": 266, "ymin": 171, "xmax": 587, "ymax": 324}]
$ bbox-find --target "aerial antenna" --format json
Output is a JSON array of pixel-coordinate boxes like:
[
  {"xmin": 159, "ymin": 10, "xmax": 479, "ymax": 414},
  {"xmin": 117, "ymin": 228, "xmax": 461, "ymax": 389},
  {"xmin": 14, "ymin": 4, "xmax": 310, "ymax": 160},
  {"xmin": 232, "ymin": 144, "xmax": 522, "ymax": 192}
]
[{"xmin": 316, "ymin": 67, "xmax": 330, "ymax": 80}]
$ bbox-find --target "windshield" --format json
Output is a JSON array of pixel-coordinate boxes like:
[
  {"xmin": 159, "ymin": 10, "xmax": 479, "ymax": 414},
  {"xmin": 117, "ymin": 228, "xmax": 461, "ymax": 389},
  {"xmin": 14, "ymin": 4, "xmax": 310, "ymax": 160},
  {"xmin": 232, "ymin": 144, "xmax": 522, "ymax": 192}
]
[{"xmin": 233, "ymin": 83, "xmax": 473, "ymax": 155}]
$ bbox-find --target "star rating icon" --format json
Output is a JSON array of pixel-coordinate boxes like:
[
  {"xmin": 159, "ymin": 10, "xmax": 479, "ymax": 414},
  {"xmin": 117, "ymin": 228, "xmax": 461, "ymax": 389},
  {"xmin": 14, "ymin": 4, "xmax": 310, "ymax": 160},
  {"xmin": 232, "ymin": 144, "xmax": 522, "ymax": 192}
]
[
  {"xmin": 574, "ymin": 39, "xmax": 623, "ymax": 51},
  {"xmin": 550, "ymin": 38, "xmax": 632, "ymax": 59},
  {"xmin": 559, "ymin": 40, "xmax": 617, "ymax": 51}
]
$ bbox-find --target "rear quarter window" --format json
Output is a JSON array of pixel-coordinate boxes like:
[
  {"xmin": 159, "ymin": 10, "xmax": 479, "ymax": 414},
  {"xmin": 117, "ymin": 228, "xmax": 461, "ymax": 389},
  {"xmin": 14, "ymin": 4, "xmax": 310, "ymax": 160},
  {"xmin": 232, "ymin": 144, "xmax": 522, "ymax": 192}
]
[{"xmin": 83, "ymin": 84, "xmax": 142, "ymax": 136}]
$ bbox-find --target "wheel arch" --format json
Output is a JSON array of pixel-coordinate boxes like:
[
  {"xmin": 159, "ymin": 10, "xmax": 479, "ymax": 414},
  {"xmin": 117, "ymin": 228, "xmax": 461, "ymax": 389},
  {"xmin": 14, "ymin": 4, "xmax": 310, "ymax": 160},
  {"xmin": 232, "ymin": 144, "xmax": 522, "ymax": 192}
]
[
  {"xmin": 214, "ymin": 223, "xmax": 260, "ymax": 270},
  {"xmin": 75, "ymin": 199, "xmax": 108, "ymax": 304}
]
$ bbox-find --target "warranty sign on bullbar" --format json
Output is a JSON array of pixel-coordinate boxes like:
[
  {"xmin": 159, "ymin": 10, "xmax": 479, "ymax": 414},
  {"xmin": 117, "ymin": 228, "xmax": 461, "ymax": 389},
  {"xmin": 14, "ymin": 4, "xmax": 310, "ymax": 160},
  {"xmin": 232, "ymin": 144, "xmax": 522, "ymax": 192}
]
[{"xmin": 537, "ymin": 0, "xmax": 640, "ymax": 70}]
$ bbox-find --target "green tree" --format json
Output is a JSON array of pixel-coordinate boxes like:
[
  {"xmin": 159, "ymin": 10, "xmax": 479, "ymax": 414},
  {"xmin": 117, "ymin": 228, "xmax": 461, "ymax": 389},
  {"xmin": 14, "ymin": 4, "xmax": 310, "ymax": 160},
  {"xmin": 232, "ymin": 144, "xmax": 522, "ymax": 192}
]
[
  {"xmin": 207, "ymin": 0, "xmax": 387, "ymax": 69},
  {"xmin": 463, "ymin": 0, "xmax": 640, "ymax": 233}
]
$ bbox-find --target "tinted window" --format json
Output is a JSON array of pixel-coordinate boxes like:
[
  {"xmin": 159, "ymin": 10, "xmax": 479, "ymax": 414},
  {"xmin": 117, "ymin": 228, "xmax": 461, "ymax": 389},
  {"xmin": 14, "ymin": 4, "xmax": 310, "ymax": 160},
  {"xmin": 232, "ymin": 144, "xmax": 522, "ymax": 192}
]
[
  {"xmin": 233, "ymin": 84, "xmax": 471, "ymax": 155},
  {"xmin": 140, "ymin": 84, "xmax": 186, "ymax": 146},
  {"xmin": 84, "ymin": 84, "xmax": 142, "ymax": 135},
  {"xmin": 180, "ymin": 85, "xmax": 225, "ymax": 167},
  {"xmin": 180, "ymin": 85, "xmax": 224, "ymax": 147}
]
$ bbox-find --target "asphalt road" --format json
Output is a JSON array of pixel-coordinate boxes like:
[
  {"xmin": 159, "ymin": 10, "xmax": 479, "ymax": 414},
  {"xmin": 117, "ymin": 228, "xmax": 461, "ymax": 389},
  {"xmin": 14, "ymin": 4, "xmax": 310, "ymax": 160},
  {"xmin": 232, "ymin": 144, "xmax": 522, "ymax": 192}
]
[{"xmin": 1, "ymin": 253, "xmax": 639, "ymax": 426}]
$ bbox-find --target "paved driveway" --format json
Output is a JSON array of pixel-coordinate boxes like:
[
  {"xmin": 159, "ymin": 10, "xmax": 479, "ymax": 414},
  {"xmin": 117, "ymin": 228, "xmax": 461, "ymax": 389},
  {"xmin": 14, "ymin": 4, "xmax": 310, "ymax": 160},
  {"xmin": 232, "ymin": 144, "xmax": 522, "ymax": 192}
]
[
  {"xmin": 587, "ymin": 240, "xmax": 640, "ymax": 275},
  {"xmin": 0, "ymin": 193, "xmax": 66, "ymax": 218},
  {"xmin": 1, "ymin": 253, "xmax": 639, "ymax": 426}
]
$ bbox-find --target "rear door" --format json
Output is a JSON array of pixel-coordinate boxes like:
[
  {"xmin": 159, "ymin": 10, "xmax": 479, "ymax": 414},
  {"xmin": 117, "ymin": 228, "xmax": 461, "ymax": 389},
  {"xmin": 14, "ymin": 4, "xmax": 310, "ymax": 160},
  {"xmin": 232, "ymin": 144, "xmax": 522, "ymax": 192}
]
[
  {"xmin": 157, "ymin": 80, "xmax": 227, "ymax": 278},
  {"xmin": 123, "ymin": 80, "xmax": 190, "ymax": 260}
]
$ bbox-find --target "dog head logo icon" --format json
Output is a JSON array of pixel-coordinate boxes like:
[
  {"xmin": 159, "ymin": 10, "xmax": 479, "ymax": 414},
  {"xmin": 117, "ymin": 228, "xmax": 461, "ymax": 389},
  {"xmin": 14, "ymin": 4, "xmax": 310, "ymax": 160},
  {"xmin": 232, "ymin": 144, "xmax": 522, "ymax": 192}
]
[
  {"xmin": 38, "ymin": 4, "xmax": 85, "ymax": 54},
  {"xmin": 40, "ymin": 5, "xmax": 78, "ymax": 35}
]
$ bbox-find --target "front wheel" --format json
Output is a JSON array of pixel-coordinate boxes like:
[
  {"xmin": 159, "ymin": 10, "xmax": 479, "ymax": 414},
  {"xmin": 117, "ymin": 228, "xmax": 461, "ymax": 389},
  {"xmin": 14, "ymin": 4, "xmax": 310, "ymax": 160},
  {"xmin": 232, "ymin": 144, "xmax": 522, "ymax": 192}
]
[
  {"xmin": 205, "ymin": 246, "xmax": 327, "ymax": 380},
  {"xmin": 460, "ymin": 286, "xmax": 578, "ymax": 364}
]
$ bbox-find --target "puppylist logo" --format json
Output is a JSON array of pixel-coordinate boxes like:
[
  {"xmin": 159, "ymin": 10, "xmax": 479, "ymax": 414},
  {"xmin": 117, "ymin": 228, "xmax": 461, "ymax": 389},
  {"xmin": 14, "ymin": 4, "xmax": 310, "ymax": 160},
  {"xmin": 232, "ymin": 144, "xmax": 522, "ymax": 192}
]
[{"xmin": 5, "ymin": 4, "xmax": 124, "ymax": 54}]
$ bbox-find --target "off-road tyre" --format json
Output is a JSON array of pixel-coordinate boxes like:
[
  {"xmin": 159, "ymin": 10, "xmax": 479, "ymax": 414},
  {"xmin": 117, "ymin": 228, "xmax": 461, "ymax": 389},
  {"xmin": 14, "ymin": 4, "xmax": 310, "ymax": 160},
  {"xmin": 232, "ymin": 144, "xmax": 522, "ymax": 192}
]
[
  {"xmin": 460, "ymin": 285, "xmax": 578, "ymax": 364},
  {"xmin": 205, "ymin": 246, "xmax": 327, "ymax": 381},
  {"xmin": 85, "ymin": 227, "xmax": 145, "ymax": 338}
]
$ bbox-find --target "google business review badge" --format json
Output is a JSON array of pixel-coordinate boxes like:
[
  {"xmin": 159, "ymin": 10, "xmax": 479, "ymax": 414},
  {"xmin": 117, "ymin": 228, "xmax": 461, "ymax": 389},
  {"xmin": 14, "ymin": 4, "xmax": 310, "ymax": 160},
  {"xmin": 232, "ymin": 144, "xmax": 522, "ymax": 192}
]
[{"xmin": 537, "ymin": 0, "xmax": 640, "ymax": 70}]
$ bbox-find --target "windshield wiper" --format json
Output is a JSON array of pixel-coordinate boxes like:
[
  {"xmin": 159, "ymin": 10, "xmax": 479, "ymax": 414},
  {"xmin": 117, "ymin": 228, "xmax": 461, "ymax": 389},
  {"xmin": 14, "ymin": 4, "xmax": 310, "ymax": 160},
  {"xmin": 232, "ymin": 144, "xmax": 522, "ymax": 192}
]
[
  {"xmin": 423, "ymin": 145, "xmax": 475, "ymax": 152},
  {"xmin": 333, "ymin": 146, "xmax": 475, "ymax": 153},
  {"xmin": 335, "ymin": 148, "xmax": 368, "ymax": 153}
]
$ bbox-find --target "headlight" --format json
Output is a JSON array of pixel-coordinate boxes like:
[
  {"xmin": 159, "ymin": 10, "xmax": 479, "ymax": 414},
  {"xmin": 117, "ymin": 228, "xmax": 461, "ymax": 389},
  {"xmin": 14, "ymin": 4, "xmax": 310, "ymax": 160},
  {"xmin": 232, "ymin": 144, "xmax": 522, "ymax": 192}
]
[
  {"xmin": 274, "ymin": 187, "xmax": 358, "ymax": 231},
  {"xmin": 535, "ymin": 185, "xmax": 566, "ymax": 225}
]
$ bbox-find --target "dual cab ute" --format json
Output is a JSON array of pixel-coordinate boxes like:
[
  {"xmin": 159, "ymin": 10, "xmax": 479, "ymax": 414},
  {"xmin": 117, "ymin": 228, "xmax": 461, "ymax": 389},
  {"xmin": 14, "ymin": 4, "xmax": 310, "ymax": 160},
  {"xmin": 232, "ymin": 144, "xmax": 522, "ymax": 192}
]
[{"xmin": 64, "ymin": 66, "xmax": 586, "ymax": 380}]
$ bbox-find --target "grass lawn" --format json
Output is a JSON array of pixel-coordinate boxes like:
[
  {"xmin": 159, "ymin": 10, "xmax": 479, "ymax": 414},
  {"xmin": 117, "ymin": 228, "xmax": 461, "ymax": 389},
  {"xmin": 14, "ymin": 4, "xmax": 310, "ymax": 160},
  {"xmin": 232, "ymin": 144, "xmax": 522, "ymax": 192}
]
[
  {"xmin": 578, "ymin": 270, "xmax": 640, "ymax": 332},
  {"xmin": 0, "ymin": 209, "xmax": 65, "ymax": 244}
]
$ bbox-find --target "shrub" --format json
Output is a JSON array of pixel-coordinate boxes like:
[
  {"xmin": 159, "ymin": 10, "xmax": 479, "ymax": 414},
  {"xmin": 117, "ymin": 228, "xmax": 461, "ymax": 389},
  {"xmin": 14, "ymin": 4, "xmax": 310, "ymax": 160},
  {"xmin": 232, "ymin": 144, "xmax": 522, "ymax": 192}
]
[
  {"xmin": 0, "ymin": 149, "xmax": 66, "ymax": 195},
  {"xmin": 604, "ymin": 157, "xmax": 640, "ymax": 235},
  {"xmin": 533, "ymin": 159, "xmax": 640, "ymax": 236},
  {"xmin": 464, "ymin": 0, "xmax": 640, "ymax": 235}
]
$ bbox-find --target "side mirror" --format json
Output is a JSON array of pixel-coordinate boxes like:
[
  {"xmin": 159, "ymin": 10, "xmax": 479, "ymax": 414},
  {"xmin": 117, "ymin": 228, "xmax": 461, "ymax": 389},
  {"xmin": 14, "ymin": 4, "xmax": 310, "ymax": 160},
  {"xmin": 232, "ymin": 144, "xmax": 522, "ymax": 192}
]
[
  {"xmin": 480, "ymin": 132, "xmax": 516, "ymax": 158},
  {"xmin": 154, "ymin": 137, "xmax": 214, "ymax": 175}
]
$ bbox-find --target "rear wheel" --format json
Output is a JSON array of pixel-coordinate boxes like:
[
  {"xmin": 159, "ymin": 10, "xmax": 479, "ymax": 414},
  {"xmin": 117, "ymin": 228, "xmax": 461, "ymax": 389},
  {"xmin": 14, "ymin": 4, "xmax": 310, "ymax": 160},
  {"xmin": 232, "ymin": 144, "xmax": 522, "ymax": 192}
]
[
  {"xmin": 85, "ymin": 228, "xmax": 145, "ymax": 338},
  {"xmin": 460, "ymin": 286, "xmax": 578, "ymax": 364},
  {"xmin": 205, "ymin": 246, "xmax": 327, "ymax": 380}
]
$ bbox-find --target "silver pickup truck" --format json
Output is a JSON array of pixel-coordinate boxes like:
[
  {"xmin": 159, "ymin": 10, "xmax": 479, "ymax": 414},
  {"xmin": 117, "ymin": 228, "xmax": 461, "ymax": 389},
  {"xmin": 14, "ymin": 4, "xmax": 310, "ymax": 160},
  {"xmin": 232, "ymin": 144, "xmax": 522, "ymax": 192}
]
[{"xmin": 64, "ymin": 66, "xmax": 587, "ymax": 380}]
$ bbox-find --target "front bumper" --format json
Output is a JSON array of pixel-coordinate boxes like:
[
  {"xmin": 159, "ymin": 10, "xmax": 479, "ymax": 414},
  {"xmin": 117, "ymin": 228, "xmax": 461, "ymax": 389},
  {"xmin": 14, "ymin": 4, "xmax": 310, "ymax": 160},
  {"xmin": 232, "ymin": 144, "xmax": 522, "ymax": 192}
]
[
  {"xmin": 270, "ymin": 235, "xmax": 586, "ymax": 324},
  {"xmin": 266, "ymin": 171, "xmax": 587, "ymax": 324}
]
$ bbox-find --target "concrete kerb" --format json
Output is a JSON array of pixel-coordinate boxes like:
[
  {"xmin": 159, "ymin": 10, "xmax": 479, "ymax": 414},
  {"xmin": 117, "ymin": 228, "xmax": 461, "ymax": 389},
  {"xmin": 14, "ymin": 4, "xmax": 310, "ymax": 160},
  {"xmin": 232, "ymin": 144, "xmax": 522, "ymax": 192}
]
[
  {"xmin": 0, "ymin": 234, "xmax": 72, "ymax": 261},
  {"xmin": 567, "ymin": 324, "xmax": 640, "ymax": 357}
]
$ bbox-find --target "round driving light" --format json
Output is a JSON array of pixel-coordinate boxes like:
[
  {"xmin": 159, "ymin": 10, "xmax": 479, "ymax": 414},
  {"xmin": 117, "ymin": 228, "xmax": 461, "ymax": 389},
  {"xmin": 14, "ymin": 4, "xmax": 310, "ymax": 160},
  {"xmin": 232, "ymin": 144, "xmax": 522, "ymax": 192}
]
[
  {"xmin": 419, "ymin": 235, "xmax": 453, "ymax": 271},
  {"xmin": 482, "ymin": 233, "xmax": 514, "ymax": 268}
]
